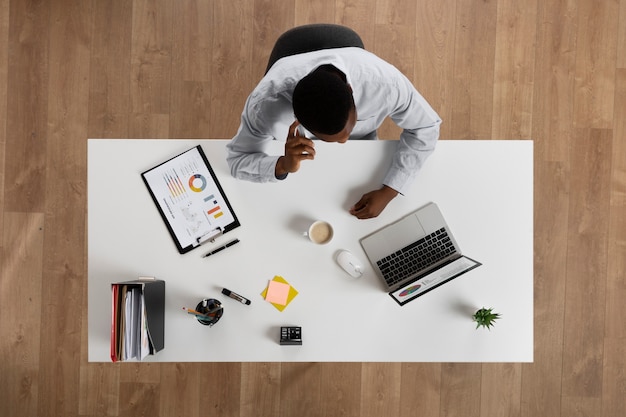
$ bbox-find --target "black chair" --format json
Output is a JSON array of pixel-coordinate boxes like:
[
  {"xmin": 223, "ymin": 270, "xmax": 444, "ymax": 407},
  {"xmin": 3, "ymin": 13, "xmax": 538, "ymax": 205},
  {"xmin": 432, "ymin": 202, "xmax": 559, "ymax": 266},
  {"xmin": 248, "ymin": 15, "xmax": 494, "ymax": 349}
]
[{"xmin": 265, "ymin": 24, "xmax": 364, "ymax": 74}]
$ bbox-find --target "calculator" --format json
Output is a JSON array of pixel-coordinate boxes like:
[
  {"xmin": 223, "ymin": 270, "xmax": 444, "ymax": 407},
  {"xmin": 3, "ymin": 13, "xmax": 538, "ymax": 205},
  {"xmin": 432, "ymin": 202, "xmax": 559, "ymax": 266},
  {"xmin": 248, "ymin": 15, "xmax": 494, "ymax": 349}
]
[{"xmin": 280, "ymin": 326, "xmax": 302, "ymax": 345}]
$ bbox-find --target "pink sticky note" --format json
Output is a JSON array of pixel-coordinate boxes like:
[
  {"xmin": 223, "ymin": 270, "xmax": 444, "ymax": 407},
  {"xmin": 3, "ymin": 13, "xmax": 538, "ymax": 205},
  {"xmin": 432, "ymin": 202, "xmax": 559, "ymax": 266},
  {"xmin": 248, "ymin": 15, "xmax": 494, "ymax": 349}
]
[{"xmin": 265, "ymin": 280, "xmax": 291, "ymax": 305}]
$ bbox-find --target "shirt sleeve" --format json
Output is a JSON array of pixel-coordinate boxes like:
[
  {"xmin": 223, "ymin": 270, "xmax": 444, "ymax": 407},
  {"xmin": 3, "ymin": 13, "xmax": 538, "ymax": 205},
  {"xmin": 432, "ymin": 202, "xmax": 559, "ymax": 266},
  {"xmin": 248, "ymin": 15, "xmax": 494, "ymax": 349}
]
[
  {"xmin": 226, "ymin": 96, "xmax": 283, "ymax": 183},
  {"xmin": 381, "ymin": 75, "xmax": 441, "ymax": 194}
]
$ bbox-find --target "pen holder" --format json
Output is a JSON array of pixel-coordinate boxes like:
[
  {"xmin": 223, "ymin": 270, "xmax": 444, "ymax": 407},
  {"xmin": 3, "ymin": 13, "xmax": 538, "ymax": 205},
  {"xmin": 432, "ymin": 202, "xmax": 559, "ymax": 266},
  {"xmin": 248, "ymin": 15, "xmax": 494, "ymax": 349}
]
[{"xmin": 195, "ymin": 299, "xmax": 223, "ymax": 327}]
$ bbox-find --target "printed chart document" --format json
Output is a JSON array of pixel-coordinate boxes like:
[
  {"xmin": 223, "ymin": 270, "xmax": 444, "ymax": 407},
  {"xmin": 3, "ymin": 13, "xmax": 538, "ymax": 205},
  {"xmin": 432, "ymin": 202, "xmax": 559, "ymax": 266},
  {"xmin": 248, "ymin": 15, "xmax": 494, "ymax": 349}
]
[
  {"xmin": 389, "ymin": 256, "xmax": 482, "ymax": 306},
  {"xmin": 142, "ymin": 145, "xmax": 240, "ymax": 253}
]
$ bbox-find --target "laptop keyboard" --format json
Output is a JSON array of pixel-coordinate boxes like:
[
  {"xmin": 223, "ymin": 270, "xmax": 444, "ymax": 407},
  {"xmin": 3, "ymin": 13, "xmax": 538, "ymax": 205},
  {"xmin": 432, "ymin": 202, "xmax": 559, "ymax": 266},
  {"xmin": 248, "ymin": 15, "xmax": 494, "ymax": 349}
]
[{"xmin": 376, "ymin": 227, "xmax": 457, "ymax": 287}]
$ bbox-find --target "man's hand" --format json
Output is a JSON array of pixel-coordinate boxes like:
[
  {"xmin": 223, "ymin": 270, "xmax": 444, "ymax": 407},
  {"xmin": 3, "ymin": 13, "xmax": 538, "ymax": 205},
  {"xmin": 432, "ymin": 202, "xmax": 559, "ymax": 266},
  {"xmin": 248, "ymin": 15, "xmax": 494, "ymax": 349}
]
[
  {"xmin": 349, "ymin": 185, "xmax": 399, "ymax": 219},
  {"xmin": 275, "ymin": 121, "xmax": 316, "ymax": 178}
]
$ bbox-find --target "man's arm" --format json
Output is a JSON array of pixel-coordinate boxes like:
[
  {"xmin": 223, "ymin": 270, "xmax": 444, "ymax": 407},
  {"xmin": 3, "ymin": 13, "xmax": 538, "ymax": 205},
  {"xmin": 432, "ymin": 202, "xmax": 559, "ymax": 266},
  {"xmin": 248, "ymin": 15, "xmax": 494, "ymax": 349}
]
[
  {"xmin": 226, "ymin": 104, "xmax": 282, "ymax": 183},
  {"xmin": 349, "ymin": 75, "xmax": 440, "ymax": 219},
  {"xmin": 382, "ymin": 121, "xmax": 440, "ymax": 195},
  {"xmin": 349, "ymin": 185, "xmax": 399, "ymax": 219}
]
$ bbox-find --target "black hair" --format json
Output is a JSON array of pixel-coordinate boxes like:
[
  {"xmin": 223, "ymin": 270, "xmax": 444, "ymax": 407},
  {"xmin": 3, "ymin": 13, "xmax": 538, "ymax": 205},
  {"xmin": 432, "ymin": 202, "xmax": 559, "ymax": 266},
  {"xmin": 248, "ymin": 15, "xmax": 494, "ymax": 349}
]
[{"xmin": 292, "ymin": 66, "xmax": 354, "ymax": 135}]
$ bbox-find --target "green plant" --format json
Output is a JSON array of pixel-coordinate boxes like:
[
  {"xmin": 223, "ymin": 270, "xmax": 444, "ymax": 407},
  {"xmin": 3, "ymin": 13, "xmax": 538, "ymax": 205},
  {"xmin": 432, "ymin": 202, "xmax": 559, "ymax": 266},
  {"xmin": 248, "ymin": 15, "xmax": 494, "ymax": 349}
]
[{"xmin": 472, "ymin": 307, "xmax": 500, "ymax": 330}]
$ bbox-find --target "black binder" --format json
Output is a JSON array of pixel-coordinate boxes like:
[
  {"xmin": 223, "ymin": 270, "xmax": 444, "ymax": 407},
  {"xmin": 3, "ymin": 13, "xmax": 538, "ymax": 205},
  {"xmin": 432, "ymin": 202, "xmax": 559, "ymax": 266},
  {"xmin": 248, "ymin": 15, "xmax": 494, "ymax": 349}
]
[{"xmin": 111, "ymin": 278, "xmax": 165, "ymax": 362}]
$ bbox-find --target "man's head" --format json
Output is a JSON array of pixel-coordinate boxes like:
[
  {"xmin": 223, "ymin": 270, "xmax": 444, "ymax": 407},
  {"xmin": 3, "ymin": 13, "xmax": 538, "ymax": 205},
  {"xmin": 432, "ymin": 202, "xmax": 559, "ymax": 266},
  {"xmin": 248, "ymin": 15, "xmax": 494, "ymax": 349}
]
[{"xmin": 292, "ymin": 65, "xmax": 357, "ymax": 143}]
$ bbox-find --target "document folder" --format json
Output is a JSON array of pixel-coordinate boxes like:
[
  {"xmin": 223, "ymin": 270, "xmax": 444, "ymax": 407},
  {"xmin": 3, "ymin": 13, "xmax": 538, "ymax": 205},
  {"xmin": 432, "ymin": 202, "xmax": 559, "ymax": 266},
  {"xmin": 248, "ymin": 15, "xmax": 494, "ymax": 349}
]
[{"xmin": 111, "ymin": 278, "xmax": 165, "ymax": 362}]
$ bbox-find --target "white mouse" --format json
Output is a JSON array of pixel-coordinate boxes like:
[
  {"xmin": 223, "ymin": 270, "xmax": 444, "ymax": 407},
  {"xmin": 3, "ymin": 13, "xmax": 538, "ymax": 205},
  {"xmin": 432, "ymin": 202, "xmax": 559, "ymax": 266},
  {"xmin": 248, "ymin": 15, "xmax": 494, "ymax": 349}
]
[{"xmin": 336, "ymin": 250, "xmax": 364, "ymax": 278}]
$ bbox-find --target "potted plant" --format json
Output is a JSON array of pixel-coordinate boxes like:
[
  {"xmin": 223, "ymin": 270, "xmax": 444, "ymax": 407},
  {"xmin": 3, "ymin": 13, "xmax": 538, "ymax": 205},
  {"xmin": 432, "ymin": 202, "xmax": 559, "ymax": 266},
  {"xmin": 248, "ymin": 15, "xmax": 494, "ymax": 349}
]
[{"xmin": 472, "ymin": 307, "xmax": 500, "ymax": 330}]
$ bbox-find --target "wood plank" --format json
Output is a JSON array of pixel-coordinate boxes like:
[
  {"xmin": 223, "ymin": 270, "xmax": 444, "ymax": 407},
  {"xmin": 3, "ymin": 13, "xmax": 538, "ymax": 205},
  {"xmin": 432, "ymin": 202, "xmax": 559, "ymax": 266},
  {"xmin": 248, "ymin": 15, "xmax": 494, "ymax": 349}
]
[
  {"xmin": 0, "ymin": 0, "xmax": 8, "ymax": 233},
  {"xmin": 561, "ymin": 129, "xmax": 612, "ymax": 399},
  {"xmin": 198, "ymin": 363, "xmax": 242, "ymax": 417},
  {"xmin": 120, "ymin": 363, "xmax": 161, "ymax": 383},
  {"xmin": 280, "ymin": 363, "xmax": 322, "ymax": 417},
  {"xmin": 319, "ymin": 362, "xmax": 362, "ymax": 417},
  {"xmin": 77, "ymin": 363, "xmax": 120, "ymax": 416},
  {"xmin": 480, "ymin": 363, "xmax": 522, "ymax": 417},
  {"xmin": 602, "ymin": 68, "xmax": 626, "ymax": 417},
  {"xmin": 412, "ymin": 0, "xmax": 456, "ymax": 140},
  {"xmin": 4, "ymin": 0, "xmax": 50, "ymax": 212},
  {"xmin": 0, "ymin": 213, "xmax": 44, "ymax": 417},
  {"xmin": 209, "ymin": 0, "xmax": 254, "ymax": 137},
  {"xmin": 87, "ymin": 0, "xmax": 132, "ymax": 138},
  {"xmin": 37, "ymin": 1, "xmax": 91, "ymax": 415},
  {"xmin": 531, "ymin": 0, "xmax": 578, "ymax": 162},
  {"xmin": 605, "ymin": 70, "xmax": 626, "ymax": 339},
  {"xmin": 168, "ymin": 0, "xmax": 214, "ymax": 139},
  {"xmin": 573, "ymin": 0, "xmax": 619, "ymax": 129},
  {"xmin": 449, "ymin": 0, "xmax": 497, "ymax": 139},
  {"xmin": 129, "ymin": 112, "xmax": 170, "ymax": 138},
  {"xmin": 295, "ymin": 0, "xmax": 336, "ymax": 25},
  {"xmin": 253, "ymin": 0, "xmax": 295, "ymax": 77},
  {"xmin": 170, "ymin": 80, "xmax": 211, "ymax": 138},
  {"xmin": 360, "ymin": 363, "xmax": 402, "ymax": 417},
  {"xmin": 240, "ymin": 363, "xmax": 281, "ymax": 417},
  {"xmin": 159, "ymin": 364, "xmax": 200, "ymax": 417},
  {"xmin": 440, "ymin": 363, "xmax": 481, "ymax": 417},
  {"xmin": 492, "ymin": 0, "xmax": 537, "ymax": 139},
  {"xmin": 618, "ymin": 0, "xmax": 626, "ymax": 68},
  {"xmin": 335, "ymin": 0, "xmax": 376, "ymax": 47},
  {"xmin": 520, "ymin": 161, "xmax": 569, "ymax": 417},
  {"xmin": 171, "ymin": 0, "xmax": 214, "ymax": 83},
  {"xmin": 399, "ymin": 363, "xmax": 441, "ymax": 417},
  {"xmin": 130, "ymin": 0, "xmax": 173, "ymax": 115},
  {"xmin": 561, "ymin": 397, "xmax": 602, "ymax": 417},
  {"xmin": 119, "ymin": 382, "xmax": 161, "ymax": 416},
  {"xmin": 374, "ymin": 0, "xmax": 416, "ymax": 26},
  {"xmin": 601, "ymin": 341, "xmax": 626, "ymax": 417}
]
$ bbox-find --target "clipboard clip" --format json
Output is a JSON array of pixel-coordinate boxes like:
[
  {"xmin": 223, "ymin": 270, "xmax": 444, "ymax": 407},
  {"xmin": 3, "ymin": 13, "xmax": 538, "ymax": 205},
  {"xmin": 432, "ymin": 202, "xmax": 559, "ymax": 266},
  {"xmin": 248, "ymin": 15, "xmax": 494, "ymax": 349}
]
[{"xmin": 195, "ymin": 227, "xmax": 223, "ymax": 246}]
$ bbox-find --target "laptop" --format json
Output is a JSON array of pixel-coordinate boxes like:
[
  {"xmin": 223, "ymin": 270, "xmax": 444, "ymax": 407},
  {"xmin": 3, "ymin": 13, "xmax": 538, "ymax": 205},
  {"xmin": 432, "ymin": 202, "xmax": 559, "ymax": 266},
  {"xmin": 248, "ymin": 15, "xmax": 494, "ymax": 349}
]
[{"xmin": 360, "ymin": 202, "xmax": 481, "ymax": 305}]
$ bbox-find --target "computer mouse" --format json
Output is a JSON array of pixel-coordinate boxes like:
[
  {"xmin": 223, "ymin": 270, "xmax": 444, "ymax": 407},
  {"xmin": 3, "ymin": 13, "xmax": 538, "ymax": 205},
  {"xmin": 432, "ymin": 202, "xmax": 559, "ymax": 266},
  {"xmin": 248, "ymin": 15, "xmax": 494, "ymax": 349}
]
[{"xmin": 336, "ymin": 250, "xmax": 364, "ymax": 278}]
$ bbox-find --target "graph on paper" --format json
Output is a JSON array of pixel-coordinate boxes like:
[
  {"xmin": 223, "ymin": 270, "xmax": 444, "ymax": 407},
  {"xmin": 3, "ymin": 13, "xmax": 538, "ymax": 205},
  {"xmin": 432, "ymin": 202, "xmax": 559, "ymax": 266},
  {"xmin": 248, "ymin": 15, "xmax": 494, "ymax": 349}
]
[{"xmin": 142, "ymin": 146, "xmax": 240, "ymax": 253}]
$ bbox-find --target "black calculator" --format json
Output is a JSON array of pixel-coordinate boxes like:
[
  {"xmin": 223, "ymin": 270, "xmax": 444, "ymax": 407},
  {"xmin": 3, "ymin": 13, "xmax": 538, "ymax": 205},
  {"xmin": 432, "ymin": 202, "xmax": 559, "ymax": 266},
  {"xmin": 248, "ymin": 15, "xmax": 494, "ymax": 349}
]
[{"xmin": 280, "ymin": 327, "xmax": 302, "ymax": 345}]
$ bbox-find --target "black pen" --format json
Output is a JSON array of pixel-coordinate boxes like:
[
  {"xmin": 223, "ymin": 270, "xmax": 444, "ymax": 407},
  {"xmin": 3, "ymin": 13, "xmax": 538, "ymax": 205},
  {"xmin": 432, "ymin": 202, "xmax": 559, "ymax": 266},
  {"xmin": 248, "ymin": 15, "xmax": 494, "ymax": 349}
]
[
  {"xmin": 202, "ymin": 238, "xmax": 240, "ymax": 258},
  {"xmin": 222, "ymin": 288, "xmax": 251, "ymax": 305}
]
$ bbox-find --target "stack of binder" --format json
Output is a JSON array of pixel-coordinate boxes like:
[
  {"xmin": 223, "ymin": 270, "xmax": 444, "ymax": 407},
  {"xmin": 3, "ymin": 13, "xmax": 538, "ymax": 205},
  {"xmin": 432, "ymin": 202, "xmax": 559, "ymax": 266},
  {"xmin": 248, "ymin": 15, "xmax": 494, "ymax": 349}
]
[{"xmin": 111, "ymin": 278, "xmax": 165, "ymax": 362}]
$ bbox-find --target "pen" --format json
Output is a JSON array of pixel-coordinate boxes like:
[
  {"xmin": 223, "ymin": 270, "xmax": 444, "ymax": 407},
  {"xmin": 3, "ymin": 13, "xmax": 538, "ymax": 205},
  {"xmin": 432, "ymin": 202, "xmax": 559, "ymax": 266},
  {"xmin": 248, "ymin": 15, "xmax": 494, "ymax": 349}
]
[
  {"xmin": 183, "ymin": 306, "xmax": 222, "ymax": 318},
  {"xmin": 202, "ymin": 238, "xmax": 240, "ymax": 258},
  {"xmin": 222, "ymin": 288, "xmax": 251, "ymax": 305}
]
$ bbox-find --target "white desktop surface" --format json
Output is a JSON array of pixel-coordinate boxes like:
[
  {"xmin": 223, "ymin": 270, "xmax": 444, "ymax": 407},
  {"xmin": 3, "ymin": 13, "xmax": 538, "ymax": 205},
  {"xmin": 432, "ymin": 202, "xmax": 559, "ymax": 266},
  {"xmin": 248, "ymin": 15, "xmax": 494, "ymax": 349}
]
[{"xmin": 88, "ymin": 139, "xmax": 533, "ymax": 362}]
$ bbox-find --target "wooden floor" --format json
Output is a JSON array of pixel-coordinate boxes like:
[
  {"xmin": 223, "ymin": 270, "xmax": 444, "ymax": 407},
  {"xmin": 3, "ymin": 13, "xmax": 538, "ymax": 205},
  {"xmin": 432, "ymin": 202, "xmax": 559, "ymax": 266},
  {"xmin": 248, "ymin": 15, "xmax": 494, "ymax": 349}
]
[{"xmin": 1, "ymin": 0, "xmax": 625, "ymax": 416}]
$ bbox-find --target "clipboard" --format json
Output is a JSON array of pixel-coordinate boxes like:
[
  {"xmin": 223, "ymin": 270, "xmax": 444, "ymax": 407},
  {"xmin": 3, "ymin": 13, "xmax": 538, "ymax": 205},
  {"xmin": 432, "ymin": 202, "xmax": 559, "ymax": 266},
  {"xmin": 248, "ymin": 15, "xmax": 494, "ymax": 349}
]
[{"xmin": 141, "ymin": 145, "xmax": 240, "ymax": 254}]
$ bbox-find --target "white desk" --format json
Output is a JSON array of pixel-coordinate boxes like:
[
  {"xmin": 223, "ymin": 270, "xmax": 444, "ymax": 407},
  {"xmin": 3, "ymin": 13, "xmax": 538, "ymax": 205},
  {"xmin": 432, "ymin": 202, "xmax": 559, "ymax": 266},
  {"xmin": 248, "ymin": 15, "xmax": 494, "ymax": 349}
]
[{"xmin": 88, "ymin": 139, "xmax": 533, "ymax": 362}]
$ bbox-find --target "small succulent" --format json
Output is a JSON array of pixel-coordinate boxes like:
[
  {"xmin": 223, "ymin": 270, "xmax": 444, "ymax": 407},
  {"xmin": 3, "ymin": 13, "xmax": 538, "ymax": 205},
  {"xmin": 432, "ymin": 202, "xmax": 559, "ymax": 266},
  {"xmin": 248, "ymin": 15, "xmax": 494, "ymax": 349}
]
[{"xmin": 472, "ymin": 307, "xmax": 500, "ymax": 330}]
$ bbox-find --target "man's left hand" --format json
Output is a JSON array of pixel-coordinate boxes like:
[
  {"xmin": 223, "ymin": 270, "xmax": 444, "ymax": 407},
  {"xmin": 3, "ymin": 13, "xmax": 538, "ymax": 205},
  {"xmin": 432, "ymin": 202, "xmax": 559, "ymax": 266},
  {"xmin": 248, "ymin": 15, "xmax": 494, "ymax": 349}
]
[{"xmin": 349, "ymin": 185, "xmax": 399, "ymax": 219}]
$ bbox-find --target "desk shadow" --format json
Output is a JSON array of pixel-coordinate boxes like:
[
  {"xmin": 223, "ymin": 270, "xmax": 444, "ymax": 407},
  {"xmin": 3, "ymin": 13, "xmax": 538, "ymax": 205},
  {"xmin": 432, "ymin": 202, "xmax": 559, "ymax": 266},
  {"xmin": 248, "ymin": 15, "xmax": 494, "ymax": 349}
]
[
  {"xmin": 341, "ymin": 139, "xmax": 397, "ymax": 212},
  {"xmin": 287, "ymin": 214, "xmax": 316, "ymax": 235},
  {"xmin": 451, "ymin": 299, "xmax": 478, "ymax": 318}
]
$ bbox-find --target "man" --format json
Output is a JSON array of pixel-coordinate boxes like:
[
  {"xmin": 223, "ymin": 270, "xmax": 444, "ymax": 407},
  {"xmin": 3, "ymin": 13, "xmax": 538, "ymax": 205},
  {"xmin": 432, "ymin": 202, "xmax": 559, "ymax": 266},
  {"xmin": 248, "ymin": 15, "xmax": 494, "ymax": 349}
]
[{"xmin": 226, "ymin": 47, "xmax": 441, "ymax": 219}]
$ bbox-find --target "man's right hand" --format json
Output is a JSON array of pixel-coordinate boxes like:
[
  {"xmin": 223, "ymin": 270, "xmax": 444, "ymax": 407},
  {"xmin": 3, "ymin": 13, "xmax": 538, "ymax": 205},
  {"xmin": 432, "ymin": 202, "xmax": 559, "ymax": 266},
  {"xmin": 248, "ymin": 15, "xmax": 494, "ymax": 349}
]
[{"xmin": 275, "ymin": 120, "xmax": 316, "ymax": 178}]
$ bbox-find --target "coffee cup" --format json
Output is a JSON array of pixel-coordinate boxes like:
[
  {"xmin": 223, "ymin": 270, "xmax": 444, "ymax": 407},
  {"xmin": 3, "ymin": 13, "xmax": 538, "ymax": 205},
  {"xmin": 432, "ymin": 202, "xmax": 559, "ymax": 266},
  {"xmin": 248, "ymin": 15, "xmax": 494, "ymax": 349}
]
[{"xmin": 305, "ymin": 220, "xmax": 334, "ymax": 244}]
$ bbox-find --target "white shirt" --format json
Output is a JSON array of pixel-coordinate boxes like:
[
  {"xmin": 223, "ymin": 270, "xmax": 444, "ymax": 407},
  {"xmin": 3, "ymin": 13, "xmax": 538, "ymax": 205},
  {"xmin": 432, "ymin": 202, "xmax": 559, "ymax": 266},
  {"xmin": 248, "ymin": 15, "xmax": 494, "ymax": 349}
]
[{"xmin": 226, "ymin": 47, "xmax": 441, "ymax": 194}]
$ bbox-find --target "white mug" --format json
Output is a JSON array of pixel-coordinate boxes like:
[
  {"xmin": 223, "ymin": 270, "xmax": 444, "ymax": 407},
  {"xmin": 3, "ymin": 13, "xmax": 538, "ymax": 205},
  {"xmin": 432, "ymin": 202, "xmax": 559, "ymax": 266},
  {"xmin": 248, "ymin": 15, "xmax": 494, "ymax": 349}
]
[{"xmin": 305, "ymin": 220, "xmax": 334, "ymax": 244}]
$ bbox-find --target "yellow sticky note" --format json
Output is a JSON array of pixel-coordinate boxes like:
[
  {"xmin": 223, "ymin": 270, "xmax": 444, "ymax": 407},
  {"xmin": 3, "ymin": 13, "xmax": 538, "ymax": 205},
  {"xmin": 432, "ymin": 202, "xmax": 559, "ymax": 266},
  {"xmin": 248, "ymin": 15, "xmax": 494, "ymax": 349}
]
[{"xmin": 261, "ymin": 276, "xmax": 298, "ymax": 312}]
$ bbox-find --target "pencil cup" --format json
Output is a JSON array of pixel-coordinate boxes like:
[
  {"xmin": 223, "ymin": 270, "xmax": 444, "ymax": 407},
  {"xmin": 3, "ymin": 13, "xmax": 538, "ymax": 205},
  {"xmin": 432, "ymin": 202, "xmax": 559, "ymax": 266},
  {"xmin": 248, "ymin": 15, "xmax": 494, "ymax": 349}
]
[{"xmin": 195, "ymin": 298, "xmax": 223, "ymax": 327}]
